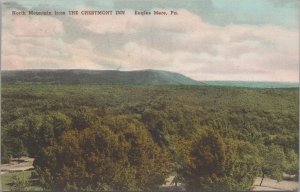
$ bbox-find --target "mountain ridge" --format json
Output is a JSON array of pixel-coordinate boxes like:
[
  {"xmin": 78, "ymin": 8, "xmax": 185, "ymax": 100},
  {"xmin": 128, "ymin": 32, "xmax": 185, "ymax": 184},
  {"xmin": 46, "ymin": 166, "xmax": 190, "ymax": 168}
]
[
  {"xmin": 2, "ymin": 70, "xmax": 298, "ymax": 88},
  {"xmin": 1, "ymin": 69, "xmax": 202, "ymax": 85}
]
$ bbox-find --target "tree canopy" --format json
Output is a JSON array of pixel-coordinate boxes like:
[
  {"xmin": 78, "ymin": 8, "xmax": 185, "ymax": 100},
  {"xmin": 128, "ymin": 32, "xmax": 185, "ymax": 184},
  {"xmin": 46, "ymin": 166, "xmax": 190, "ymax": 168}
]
[
  {"xmin": 1, "ymin": 84, "xmax": 298, "ymax": 190},
  {"xmin": 34, "ymin": 116, "xmax": 173, "ymax": 191},
  {"xmin": 181, "ymin": 129, "xmax": 261, "ymax": 191}
]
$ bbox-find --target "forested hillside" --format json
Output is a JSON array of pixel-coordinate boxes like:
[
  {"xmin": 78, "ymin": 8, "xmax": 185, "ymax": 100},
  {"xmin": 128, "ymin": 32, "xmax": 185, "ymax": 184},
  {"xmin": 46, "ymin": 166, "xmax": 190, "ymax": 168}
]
[
  {"xmin": 2, "ymin": 70, "xmax": 201, "ymax": 85},
  {"xmin": 1, "ymin": 83, "xmax": 298, "ymax": 191}
]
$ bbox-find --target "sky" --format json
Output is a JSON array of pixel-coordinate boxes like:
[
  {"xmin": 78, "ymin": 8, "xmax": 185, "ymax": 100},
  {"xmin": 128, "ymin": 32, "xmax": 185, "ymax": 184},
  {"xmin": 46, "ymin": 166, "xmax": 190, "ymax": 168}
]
[{"xmin": 2, "ymin": 0, "xmax": 299, "ymax": 82}]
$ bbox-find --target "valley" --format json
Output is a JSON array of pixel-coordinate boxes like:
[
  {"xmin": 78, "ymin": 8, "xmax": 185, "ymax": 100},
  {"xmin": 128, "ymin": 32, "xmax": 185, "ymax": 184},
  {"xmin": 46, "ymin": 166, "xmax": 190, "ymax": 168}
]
[{"xmin": 1, "ymin": 70, "xmax": 298, "ymax": 191}]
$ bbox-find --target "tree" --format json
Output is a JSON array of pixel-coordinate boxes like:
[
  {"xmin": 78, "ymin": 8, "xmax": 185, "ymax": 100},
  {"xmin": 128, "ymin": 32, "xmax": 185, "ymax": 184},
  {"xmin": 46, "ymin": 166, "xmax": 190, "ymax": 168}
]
[
  {"xmin": 8, "ymin": 138, "xmax": 26, "ymax": 159},
  {"xmin": 284, "ymin": 149, "xmax": 298, "ymax": 176},
  {"xmin": 71, "ymin": 107, "xmax": 98, "ymax": 130},
  {"xmin": 141, "ymin": 109, "xmax": 171, "ymax": 146},
  {"xmin": 5, "ymin": 120, "xmax": 28, "ymax": 158},
  {"xmin": 35, "ymin": 116, "xmax": 172, "ymax": 191},
  {"xmin": 1, "ymin": 143, "xmax": 10, "ymax": 164},
  {"xmin": 25, "ymin": 112, "xmax": 71, "ymax": 157},
  {"xmin": 180, "ymin": 129, "xmax": 261, "ymax": 191},
  {"xmin": 223, "ymin": 139, "xmax": 262, "ymax": 190},
  {"xmin": 259, "ymin": 144, "xmax": 286, "ymax": 185}
]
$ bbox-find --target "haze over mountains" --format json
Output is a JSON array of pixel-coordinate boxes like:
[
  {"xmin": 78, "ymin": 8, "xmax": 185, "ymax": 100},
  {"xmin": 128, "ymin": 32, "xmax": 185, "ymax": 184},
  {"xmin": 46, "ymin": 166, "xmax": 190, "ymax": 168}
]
[
  {"xmin": 205, "ymin": 81, "xmax": 299, "ymax": 88},
  {"xmin": 2, "ymin": 70, "xmax": 298, "ymax": 88}
]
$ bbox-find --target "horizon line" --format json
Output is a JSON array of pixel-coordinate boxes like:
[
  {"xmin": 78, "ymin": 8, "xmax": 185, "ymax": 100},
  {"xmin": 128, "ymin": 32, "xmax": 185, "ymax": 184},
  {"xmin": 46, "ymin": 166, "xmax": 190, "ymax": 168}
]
[{"xmin": 2, "ymin": 69, "xmax": 299, "ymax": 84}]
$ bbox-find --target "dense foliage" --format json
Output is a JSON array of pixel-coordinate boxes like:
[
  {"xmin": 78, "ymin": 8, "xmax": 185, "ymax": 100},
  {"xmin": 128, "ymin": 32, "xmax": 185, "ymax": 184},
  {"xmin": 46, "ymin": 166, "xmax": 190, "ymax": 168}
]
[
  {"xmin": 35, "ymin": 116, "xmax": 172, "ymax": 191},
  {"xmin": 1, "ymin": 84, "xmax": 298, "ymax": 190},
  {"xmin": 181, "ymin": 129, "xmax": 261, "ymax": 191}
]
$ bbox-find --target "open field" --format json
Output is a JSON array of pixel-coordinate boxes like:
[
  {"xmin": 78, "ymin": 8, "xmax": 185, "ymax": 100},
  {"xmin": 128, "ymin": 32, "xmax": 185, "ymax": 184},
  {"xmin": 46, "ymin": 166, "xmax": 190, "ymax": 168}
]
[{"xmin": 1, "ymin": 170, "xmax": 43, "ymax": 191}]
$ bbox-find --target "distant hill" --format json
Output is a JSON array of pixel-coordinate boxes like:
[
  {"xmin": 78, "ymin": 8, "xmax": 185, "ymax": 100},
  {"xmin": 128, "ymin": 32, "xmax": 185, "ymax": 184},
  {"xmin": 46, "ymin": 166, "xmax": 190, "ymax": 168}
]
[
  {"xmin": 1, "ymin": 70, "xmax": 202, "ymax": 85},
  {"xmin": 204, "ymin": 81, "xmax": 299, "ymax": 88}
]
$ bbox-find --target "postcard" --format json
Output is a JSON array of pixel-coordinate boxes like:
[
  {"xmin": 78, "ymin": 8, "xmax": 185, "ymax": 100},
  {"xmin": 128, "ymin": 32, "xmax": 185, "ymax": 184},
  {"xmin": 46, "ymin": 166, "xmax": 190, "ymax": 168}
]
[{"xmin": 1, "ymin": 0, "xmax": 299, "ymax": 191}]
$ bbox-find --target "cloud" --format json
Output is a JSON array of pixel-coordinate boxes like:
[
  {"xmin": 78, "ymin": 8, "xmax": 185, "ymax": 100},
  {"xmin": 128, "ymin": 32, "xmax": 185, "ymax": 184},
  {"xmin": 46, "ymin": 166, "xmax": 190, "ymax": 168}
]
[
  {"xmin": 71, "ymin": 7, "xmax": 143, "ymax": 34},
  {"xmin": 3, "ymin": 11, "xmax": 64, "ymax": 37},
  {"xmin": 2, "ymin": 5, "xmax": 299, "ymax": 82},
  {"xmin": 96, "ymin": 9, "xmax": 298, "ymax": 82},
  {"xmin": 3, "ymin": 37, "xmax": 117, "ymax": 70}
]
